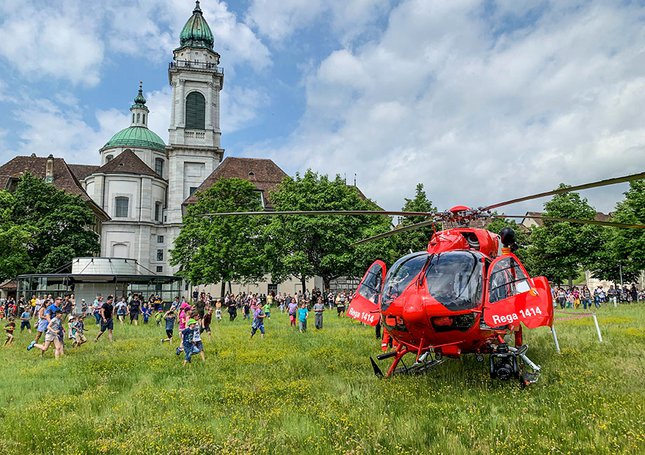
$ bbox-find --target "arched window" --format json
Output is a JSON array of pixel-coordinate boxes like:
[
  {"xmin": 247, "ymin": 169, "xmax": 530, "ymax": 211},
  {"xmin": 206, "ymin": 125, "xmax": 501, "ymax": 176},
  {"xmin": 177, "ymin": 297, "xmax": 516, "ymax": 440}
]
[
  {"xmin": 132, "ymin": 113, "xmax": 135, "ymax": 123},
  {"xmin": 136, "ymin": 113, "xmax": 140, "ymax": 123},
  {"xmin": 185, "ymin": 91, "xmax": 206, "ymax": 129},
  {"xmin": 142, "ymin": 114, "xmax": 146, "ymax": 124},
  {"xmin": 106, "ymin": 155, "xmax": 113, "ymax": 163}
]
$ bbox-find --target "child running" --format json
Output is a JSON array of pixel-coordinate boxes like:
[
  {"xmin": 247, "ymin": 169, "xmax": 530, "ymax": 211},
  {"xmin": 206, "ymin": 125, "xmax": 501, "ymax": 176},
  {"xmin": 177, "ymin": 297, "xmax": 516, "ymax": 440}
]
[
  {"xmin": 181, "ymin": 319, "xmax": 198, "ymax": 366},
  {"xmin": 72, "ymin": 316, "xmax": 87, "ymax": 347},
  {"xmin": 28, "ymin": 309, "xmax": 65, "ymax": 359},
  {"xmin": 298, "ymin": 302, "xmax": 309, "ymax": 333},
  {"xmin": 161, "ymin": 310, "xmax": 176, "ymax": 343},
  {"xmin": 4, "ymin": 318, "xmax": 16, "ymax": 346}
]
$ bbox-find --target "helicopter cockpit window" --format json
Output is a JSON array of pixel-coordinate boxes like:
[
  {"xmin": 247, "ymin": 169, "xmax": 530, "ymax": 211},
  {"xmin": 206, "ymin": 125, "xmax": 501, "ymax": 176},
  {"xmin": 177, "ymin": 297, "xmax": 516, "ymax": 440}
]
[
  {"xmin": 425, "ymin": 251, "xmax": 483, "ymax": 311},
  {"xmin": 358, "ymin": 263, "xmax": 384, "ymax": 305},
  {"xmin": 381, "ymin": 252, "xmax": 429, "ymax": 311},
  {"xmin": 488, "ymin": 256, "xmax": 530, "ymax": 303}
]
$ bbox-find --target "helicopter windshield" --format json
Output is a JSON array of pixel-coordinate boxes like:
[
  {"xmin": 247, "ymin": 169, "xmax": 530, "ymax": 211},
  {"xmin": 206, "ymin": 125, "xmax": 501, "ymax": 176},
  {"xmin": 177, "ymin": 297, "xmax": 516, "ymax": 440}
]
[
  {"xmin": 425, "ymin": 251, "xmax": 483, "ymax": 311},
  {"xmin": 381, "ymin": 252, "xmax": 429, "ymax": 311}
]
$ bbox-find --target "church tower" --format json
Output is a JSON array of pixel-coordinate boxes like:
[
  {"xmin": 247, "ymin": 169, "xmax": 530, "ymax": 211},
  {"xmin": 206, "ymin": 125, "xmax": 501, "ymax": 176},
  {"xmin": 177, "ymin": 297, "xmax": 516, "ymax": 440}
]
[{"xmin": 166, "ymin": 1, "xmax": 224, "ymax": 225}]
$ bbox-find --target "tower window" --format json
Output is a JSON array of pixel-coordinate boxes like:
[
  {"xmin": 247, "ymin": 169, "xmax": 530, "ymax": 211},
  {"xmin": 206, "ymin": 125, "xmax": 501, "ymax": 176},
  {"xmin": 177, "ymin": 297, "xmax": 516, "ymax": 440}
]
[
  {"xmin": 155, "ymin": 158, "xmax": 164, "ymax": 176},
  {"xmin": 132, "ymin": 113, "xmax": 135, "ymax": 123},
  {"xmin": 142, "ymin": 114, "xmax": 146, "ymax": 123},
  {"xmin": 115, "ymin": 197, "xmax": 129, "ymax": 218},
  {"xmin": 106, "ymin": 155, "xmax": 113, "ymax": 163},
  {"xmin": 185, "ymin": 92, "xmax": 206, "ymax": 129},
  {"xmin": 155, "ymin": 202, "xmax": 163, "ymax": 222},
  {"xmin": 157, "ymin": 249, "xmax": 164, "ymax": 261},
  {"xmin": 136, "ymin": 113, "xmax": 140, "ymax": 123}
]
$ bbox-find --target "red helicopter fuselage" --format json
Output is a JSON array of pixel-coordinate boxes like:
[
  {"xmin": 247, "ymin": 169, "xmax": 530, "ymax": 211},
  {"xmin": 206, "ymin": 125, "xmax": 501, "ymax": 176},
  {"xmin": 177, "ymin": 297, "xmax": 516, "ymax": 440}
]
[{"xmin": 348, "ymin": 226, "xmax": 553, "ymax": 378}]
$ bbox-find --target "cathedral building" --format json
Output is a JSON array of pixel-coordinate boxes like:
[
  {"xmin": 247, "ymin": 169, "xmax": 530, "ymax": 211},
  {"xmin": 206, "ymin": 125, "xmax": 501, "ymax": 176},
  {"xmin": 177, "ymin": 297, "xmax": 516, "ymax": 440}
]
[{"xmin": 0, "ymin": 1, "xmax": 287, "ymax": 279}]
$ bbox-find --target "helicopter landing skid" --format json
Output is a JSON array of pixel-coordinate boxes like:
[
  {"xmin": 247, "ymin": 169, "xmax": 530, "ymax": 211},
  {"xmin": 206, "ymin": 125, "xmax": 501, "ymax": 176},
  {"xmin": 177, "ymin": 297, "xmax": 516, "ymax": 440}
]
[{"xmin": 371, "ymin": 351, "xmax": 444, "ymax": 378}]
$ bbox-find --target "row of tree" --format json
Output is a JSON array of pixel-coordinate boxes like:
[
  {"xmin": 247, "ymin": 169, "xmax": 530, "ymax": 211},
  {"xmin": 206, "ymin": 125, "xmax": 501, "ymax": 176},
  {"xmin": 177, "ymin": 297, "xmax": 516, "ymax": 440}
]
[{"xmin": 171, "ymin": 171, "xmax": 644, "ymax": 290}]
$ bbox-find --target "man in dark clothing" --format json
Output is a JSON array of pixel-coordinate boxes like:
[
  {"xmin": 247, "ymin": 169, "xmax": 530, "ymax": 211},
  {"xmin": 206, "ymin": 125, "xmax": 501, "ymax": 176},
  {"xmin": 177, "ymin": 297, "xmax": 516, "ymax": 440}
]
[
  {"xmin": 95, "ymin": 295, "xmax": 114, "ymax": 342},
  {"xmin": 129, "ymin": 295, "xmax": 141, "ymax": 325}
]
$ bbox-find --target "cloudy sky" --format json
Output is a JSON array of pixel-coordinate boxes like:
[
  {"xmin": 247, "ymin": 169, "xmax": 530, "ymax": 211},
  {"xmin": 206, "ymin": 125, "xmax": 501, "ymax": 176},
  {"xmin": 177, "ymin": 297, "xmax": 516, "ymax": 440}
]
[{"xmin": 0, "ymin": 0, "xmax": 643, "ymax": 214}]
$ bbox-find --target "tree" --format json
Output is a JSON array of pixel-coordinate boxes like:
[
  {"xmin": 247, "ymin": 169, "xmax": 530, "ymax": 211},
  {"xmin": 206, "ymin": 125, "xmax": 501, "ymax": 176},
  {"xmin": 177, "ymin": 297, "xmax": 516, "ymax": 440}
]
[
  {"xmin": 591, "ymin": 180, "xmax": 645, "ymax": 283},
  {"xmin": 524, "ymin": 185, "xmax": 601, "ymax": 285},
  {"xmin": 391, "ymin": 183, "xmax": 437, "ymax": 255},
  {"xmin": 0, "ymin": 174, "xmax": 99, "ymax": 278},
  {"xmin": 170, "ymin": 178, "xmax": 267, "ymax": 296},
  {"xmin": 266, "ymin": 170, "xmax": 393, "ymax": 291}
]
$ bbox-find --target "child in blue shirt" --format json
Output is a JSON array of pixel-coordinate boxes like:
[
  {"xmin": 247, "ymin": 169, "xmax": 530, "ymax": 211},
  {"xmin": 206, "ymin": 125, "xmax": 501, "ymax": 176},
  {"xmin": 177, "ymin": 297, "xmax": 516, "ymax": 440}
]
[
  {"xmin": 181, "ymin": 319, "xmax": 197, "ymax": 366},
  {"xmin": 297, "ymin": 302, "xmax": 308, "ymax": 333}
]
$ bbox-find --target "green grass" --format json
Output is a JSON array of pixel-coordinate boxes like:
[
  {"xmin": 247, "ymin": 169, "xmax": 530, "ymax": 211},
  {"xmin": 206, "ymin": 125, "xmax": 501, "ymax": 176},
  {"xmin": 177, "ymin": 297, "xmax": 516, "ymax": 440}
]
[{"xmin": 1, "ymin": 306, "xmax": 644, "ymax": 454}]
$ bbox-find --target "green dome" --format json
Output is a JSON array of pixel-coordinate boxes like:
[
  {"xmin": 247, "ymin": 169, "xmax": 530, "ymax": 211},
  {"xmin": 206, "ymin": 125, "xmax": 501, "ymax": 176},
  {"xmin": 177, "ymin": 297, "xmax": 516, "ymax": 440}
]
[
  {"xmin": 179, "ymin": 1, "xmax": 214, "ymax": 49},
  {"xmin": 102, "ymin": 126, "xmax": 166, "ymax": 153}
]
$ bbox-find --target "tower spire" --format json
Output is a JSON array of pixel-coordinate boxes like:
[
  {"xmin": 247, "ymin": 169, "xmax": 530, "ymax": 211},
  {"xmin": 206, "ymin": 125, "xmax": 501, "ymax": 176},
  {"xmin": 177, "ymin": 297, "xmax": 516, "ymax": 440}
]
[{"xmin": 130, "ymin": 81, "xmax": 149, "ymax": 127}]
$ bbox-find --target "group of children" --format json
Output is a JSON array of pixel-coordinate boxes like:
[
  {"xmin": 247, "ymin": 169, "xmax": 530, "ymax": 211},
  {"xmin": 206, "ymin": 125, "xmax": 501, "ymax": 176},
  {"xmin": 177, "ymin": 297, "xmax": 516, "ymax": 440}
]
[{"xmin": 159, "ymin": 302, "xmax": 212, "ymax": 366}]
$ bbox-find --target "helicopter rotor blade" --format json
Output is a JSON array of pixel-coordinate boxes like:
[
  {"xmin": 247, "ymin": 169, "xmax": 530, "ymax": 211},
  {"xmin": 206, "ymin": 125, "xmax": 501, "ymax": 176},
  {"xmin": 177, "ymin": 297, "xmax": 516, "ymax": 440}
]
[
  {"xmin": 493, "ymin": 214, "xmax": 645, "ymax": 230},
  {"xmin": 199, "ymin": 209, "xmax": 438, "ymax": 217},
  {"xmin": 481, "ymin": 171, "xmax": 645, "ymax": 212},
  {"xmin": 354, "ymin": 219, "xmax": 440, "ymax": 245}
]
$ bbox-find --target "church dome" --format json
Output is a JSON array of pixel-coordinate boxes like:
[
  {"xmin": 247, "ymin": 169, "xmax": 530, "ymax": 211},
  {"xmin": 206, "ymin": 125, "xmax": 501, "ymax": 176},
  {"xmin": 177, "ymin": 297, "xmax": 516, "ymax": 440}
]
[
  {"xmin": 179, "ymin": 1, "xmax": 214, "ymax": 49},
  {"xmin": 101, "ymin": 126, "xmax": 166, "ymax": 153}
]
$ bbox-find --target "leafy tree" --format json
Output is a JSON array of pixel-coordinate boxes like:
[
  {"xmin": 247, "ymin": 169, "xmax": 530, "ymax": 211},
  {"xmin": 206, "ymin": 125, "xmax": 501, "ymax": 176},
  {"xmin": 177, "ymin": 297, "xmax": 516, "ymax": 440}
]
[
  {"xmin": 391, "ymin": 183, "xmax": 437, "ymax": 255},
  {"xmin": 524, "ymin": 185, "xmax": 601, "ymax": 285},
  {"xmin": 0, "ymin": 174, "xmax": 99, "ymax": 278},
  {"xmin": 170, "ymin": 178, "xmax": 266, "ymax": 296},
  {"xmin": 266, "ymin": 170, "xmax": 393, "ymax": 291},
  {"xmin": 591, "ymin": 180, "xmax": 645, "ymax": 283}
]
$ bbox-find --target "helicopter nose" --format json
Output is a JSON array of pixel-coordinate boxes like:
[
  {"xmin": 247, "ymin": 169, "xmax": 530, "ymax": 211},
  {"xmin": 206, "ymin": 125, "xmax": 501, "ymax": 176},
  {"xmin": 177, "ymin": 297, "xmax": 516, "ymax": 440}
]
[{"xmin": 401, "ymin": 295, "xmax": 427, "ymax": 326}]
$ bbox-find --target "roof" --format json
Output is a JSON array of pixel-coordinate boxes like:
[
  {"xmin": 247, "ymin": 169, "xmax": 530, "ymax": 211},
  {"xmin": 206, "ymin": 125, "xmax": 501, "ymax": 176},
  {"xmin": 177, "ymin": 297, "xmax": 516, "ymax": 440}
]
[
  {"xmin": 101, "ymin": 126, "xmax": 166, "ymax": 153},
  {"xmin": 0, "ymin": 155, "xmax": 109, "ymax": 221},
  {"xmin": 183, "ymin": 157, "xmax": 288, "ymax": 206},
  {"xmin": 68, "ymin": 164, "xmax": 100, "ymax": 181},
  {"xmin": 0, "ymin": 279, "xmax": 17, "ymax": 291},
  {"xmin": 179, "ymin": 1, "xmax": 214, "ymax": 50},
  {"xmin": 94, "ymin": 150, "xmax": 163, "ymax": 179}
]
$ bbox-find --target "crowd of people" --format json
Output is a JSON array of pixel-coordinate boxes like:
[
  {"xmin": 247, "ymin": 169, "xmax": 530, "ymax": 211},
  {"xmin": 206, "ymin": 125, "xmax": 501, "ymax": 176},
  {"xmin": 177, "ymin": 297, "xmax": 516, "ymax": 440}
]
[
  {"xmin": 4, "ymin": 282, "xmax": 641, "ymax": 357},
  {"xmin": 1, "ymin": 288, "xmax": 355, "ymax": 360},
  {"xmin": 551, "ymin": 283, "xmax": 643, "ymax": 309}
]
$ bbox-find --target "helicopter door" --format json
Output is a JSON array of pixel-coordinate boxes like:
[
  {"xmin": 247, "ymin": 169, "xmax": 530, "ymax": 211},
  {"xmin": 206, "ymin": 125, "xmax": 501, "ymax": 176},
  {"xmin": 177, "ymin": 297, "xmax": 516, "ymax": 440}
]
[
  {"xmin": 347, "ymin": 260, "xmax": 386, "ymax": 326},
  {"xmin": 483, "ymin": 253, "xmax": 553, "ymax": 329}
]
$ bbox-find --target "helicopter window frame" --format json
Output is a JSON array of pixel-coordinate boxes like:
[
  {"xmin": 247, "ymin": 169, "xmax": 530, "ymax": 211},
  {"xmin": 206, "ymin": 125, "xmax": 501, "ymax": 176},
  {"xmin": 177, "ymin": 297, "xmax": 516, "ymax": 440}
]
[
  {"xmin": 381, "ymin": 252, "xmax": 429, "ymax": 311},
  {"xmin": 357, "ymin": 262, "xmax": 384, "ymax": 305},
  {"xmin": 487, "ymin": 256, "xmax": 531, "ymax": 304},
  {"xmin": 424, "ymin": 250, "xmax": 484, "ymax": 311}
]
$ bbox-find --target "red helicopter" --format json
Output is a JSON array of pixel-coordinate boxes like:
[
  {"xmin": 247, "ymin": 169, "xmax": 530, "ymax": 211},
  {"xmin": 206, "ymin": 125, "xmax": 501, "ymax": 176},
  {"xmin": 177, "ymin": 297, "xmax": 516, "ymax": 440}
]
[
  {"xmin": 346, "ymin": 172, "xmax": 645, "ymax": 385},
  {"xmin": 208, "ymin": 172, "xmax": 645, "ymax": 385}
]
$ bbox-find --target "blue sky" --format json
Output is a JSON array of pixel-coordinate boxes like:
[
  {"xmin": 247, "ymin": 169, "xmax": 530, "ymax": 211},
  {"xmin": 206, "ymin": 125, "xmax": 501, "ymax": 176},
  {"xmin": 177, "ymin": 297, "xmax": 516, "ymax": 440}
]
[{"xmin": 0, "ymin": 0, "xmax": 643, "ymax": 214}]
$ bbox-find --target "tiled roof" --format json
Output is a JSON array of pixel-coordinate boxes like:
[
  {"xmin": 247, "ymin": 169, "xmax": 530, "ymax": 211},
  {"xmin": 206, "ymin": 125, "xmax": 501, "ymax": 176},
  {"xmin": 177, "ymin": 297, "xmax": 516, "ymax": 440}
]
[
  {"xmin": 68, "ymin": 164, "xmax": 100, "ymax": 181},
  {"xmin": 183, "ymin": 157, "xmax": 288, "ymax": 207},
  {"xmin": 94, "ymin": 150, "xmax": 162, "ymax": 179},
  {"xmin": 0, "ymin": 155, "xmax": 109, "ymax": 221}
]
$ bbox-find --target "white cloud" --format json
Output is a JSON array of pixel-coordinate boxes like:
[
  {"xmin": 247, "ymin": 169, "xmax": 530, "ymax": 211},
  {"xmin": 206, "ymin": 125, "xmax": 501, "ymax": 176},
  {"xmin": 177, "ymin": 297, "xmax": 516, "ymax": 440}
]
[
  {"xmin": 246, "ymin": 0, "xmax": 390, "ymax": 44},
  {"xmin": 261, "ymin": 0, "xmax": 645, "ymax": 214},
  {"xmin": 0, "ymin": 0, "xmax": 269, "ymax": 86},
  {"xmin": 0, "ymin": 1, "xmax": 104, "ymax": 86}
]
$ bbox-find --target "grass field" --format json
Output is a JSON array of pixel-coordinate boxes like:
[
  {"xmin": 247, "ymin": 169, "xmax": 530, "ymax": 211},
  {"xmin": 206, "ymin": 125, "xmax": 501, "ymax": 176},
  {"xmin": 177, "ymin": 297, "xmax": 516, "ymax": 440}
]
[{"xmin": 1, "ymin": 305, "xmax": 644, "ymax": 454}]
